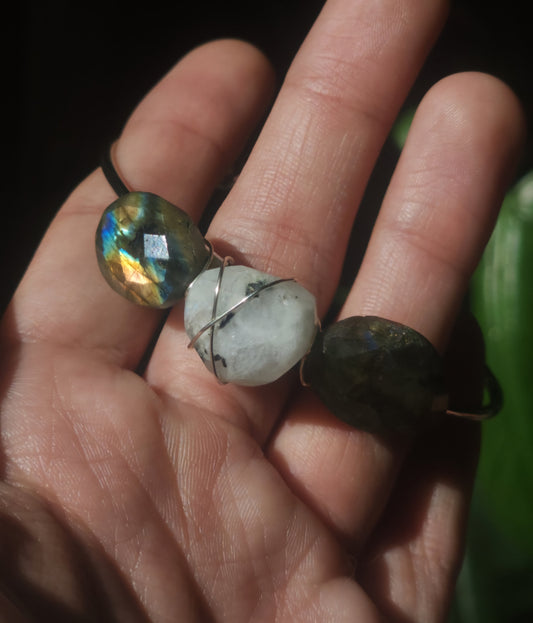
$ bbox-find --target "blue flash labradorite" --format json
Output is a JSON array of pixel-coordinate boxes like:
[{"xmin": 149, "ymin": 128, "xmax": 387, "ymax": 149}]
[
  {"xmin": 96, "ymin": 192, "xmax": 210, "ymax": 308},
  {"xmin": 302, "ymin": 316, "xmax": 446, "ymax": 435}
]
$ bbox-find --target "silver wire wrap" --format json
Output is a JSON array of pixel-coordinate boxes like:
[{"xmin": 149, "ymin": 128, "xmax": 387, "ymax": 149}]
[
  {"xmin": 199, "ymin": 238, "xmax": 224, "ymax": 273},
  {"xmin": 187, "ymin": 258, "xmax": 295, "ymax": 382},
  {"xmin": 444, "ymin": 364, "xmax": 502, "ymax": 420}
]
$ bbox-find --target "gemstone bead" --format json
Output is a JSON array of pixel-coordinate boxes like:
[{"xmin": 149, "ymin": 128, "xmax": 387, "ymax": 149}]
[
  {"xmin": 184, "ymin": 266, "xmax": 318, "ymax": 386},
  {"xmin": 96, "ymin": 192, "xmax": 210, "ymax": 308},
  {"xmin": 302, "ymin": 316, "xmax": 446, "ymax": 435}
]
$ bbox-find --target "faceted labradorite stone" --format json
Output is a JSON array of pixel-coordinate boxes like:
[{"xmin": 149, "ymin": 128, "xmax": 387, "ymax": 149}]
[
  {"xmin": 184, "ymin": 266, "xmax": 318, "ymax": 386},
  {"xmin": 302, "ymin": 316, "xmax": 446, "ymax": 435},
  {"xmin": 96, "ymin": 192, "xmax": 210, "ymax": 308}
]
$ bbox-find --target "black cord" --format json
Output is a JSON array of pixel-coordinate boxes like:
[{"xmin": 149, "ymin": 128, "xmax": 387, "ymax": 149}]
[{"xmin": 101, "ymin": 145, "xmax": 129, "ymax": 196}]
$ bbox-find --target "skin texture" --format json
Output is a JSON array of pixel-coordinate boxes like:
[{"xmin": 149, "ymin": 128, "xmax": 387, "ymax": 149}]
[{"xmin": 1, "ymin": 1, "xmax": 526, "ymax": 622}]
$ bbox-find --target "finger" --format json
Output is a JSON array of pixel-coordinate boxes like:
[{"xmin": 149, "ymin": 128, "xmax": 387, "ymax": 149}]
[
  {"xmin": 4, "ymin": 40, "xmax": 274, "ymax": 369},
  {"xmin": 268, "ymin": 73, "xmax": 525, "ymax": 546},
  {"xmin": 356, "ymin": 419, "xmax": 480, "ymax": 622},
  {"xmin": 211, "ymin": 0, "xmax": 447, "ymax": 309},
  {"xmin": 147, "ymin": 0, "xmax": 448, "ymax": 436},
  {"xmin": 347, "ymin": 76, "xmax": 525, "ymax": 351}
]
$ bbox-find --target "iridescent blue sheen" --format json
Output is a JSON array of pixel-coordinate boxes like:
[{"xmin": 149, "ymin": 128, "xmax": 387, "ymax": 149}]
[{"xmin": 96, "ymin": 192, "xmax": 210, "ymax": 308}]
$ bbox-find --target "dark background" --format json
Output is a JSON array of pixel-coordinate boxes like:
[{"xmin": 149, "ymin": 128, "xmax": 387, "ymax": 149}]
[{"xmin": 9, "ymin": 0, "xmax": 533, "ymax": 313}]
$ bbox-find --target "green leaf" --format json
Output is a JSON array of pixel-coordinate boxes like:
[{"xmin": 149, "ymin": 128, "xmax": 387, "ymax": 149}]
[
  {"xmin": 470, "ymin": 171, "xmax": 533, "ymax": 555},
  {"xmin": 390, "ymin": 107, "xmax": 415, "ymax": 150},
  {"xmin": 453, "ymin": 172, "xmax": 533, "ymax": 622},
  {"xmin": 451, "ymin": 495, "xmax": 533, "ymax": 622}
]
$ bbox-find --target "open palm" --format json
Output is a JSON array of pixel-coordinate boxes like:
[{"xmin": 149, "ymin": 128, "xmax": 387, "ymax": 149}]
[{"xmin": 1, "ymin": 2, "xmax": 524, "ymax": 622}]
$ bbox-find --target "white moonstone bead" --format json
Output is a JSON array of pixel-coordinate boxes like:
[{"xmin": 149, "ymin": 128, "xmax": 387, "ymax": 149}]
[{"xmin": 184, "ymin": 266, "xmax": 317, "ymax": 386}]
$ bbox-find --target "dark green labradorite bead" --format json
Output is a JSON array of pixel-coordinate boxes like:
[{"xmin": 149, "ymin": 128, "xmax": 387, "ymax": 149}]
[
  {"xmin": 302, "ymin": 316, "xmax": 446, "ymax": 435},
  {"xmin": 96, "ymin": 192, "xmax": 211, "ymax": 308}
]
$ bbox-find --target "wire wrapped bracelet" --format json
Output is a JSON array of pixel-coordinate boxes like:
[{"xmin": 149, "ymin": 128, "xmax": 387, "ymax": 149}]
[{"xmin": 96, "ymin": 146, "xmax": 501, "ymax": 435}]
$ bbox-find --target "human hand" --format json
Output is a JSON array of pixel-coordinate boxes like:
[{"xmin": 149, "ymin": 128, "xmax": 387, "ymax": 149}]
[{"xmin": 1, "ymin": 1, "xmax": 525, "ymax": 621}]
